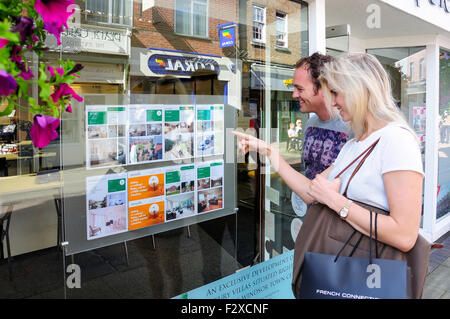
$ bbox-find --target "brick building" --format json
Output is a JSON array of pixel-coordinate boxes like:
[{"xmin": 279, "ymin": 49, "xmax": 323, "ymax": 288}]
[{"xmin": 130, "ymin": 0, "xmax": 240, "ymax": 99}]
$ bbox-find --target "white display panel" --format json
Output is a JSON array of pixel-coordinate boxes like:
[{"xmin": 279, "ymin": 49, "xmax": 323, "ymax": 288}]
[
  {"xmin": 85, "ymin": 104, "xmax": 224, "ymax": 169},
  {"xmin": 164, "ymin": 105, "xmax": 195, "ymax": 160},
  {"xmin": 128, "ymin": 105, "xmax": 164, "ymax": 164},
  {"xmin": 85, "ymin": 160, "xmax": 224, "ymax": 239},
  {"xmin": 86, "ymin": 173, "xmax": 128, "ymax": 240},
  {"xmin": 65, "ymin": 98, "xmax": 234, "ymax": 255},
  {"xmin": 196, "ymin": 105, "xmax": 225, "ymax": 156},
  {"xmin": 86, "ymin": 106, "xmax": 127, "ymax": 169}
]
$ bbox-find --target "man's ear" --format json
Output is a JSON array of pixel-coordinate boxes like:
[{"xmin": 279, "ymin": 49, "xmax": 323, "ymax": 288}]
[{"xmin": 316, "ymin": 87, "xmax": 323, "ymax": 97}]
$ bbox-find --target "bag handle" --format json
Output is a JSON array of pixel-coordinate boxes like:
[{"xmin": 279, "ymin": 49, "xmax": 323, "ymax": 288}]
[
  {"xmin": 332, "ymin": 138, "xmax": 381, "ymax": 263},
  {"xmin": 369, "ymin": 210, "xmax": 380, "ymax": 264},
  {"xmin": 334, "ymin": 211, "xmax": 380, "ymax": 263},
  {"xmin": 335, "ymin": 138, "xmax": 380, "ymax": 196}
]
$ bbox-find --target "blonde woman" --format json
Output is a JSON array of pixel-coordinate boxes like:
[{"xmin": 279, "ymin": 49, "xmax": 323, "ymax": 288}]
[{"xmin": 232, "ymin": 53, "xmax": 429, "ymax": 298}]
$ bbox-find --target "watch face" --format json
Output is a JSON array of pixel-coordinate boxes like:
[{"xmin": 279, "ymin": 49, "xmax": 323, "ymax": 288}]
[{"xmin": 340, "ymin": 208, "xmax": 348, "ymax": 218}]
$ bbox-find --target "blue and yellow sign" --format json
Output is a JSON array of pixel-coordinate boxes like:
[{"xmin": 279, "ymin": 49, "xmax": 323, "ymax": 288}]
[{"xmin": 219, "ymin": 26, "xmax": 236, "ymax": 48}]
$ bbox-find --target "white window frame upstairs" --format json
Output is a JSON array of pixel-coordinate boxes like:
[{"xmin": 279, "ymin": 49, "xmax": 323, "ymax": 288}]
[
  {"xmin": 85, "ymin": 0, "xmax": 133, "ymax": 26},
  {"xmin": 276, "ymin": 11, "xmax": 288, "ymax": 48},
  {"xmin": 252, "ymin": 4, "xmax": 266, "ymax": 44},
  {"xmin": 174, "ymin": 0, "xmax": 209, "ymax": 38}
]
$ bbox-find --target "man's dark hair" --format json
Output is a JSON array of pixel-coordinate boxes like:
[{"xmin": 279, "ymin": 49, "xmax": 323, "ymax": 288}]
[{"xmin": 294, "ymin": 53, "xmax": 334, "ymax": 94}]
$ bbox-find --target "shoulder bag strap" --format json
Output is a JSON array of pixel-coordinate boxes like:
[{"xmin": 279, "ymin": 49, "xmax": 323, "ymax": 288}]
[
  {"xmin": 335, "ymin": 138, "xmax": 380, "ymax": 197},
  {"xmin": 333, "ymin": 138, "xmax": 381, "ymax": 262}
]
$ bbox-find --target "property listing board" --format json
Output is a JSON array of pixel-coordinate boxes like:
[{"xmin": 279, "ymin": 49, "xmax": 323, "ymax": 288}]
[
  {"xmin": 86, "ymin": 104, "xmax": 224, "ymax": 169},
  {"xmin": 86, "ymin": 161, "xmax": 224, "ymax": 240}
]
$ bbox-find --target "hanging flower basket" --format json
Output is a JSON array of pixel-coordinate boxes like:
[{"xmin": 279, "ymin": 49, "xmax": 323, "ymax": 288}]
[{"xmin": 0, "ymin": 0, "xmax": 84, "ymax": 148}]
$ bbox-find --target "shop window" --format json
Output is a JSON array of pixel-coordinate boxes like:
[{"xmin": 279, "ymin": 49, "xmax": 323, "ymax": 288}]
[
  {"xmin": 276, "ymin": 11, "xmax": 288, "ymax": 48},
  {"xmin": 368, "ymin": 46, "xmax": 427, "ymax": 179},
  {"xmin": 437, "ymin": 49, "xmax": 450, "ymax": 221},
  {"xmin": 252, "ymin": 4, "xmax": 266, "ymax": 44},
  {"xmin": 175, "ymin": 0, "xmax": 208, "ymax": 38},
  {"xmin": 85, "ymin": 0, "xmax": 133, "ymax": 26}
]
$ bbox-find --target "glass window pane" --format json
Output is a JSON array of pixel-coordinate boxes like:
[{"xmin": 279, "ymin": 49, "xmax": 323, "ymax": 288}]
[
  {"xmin": 175, "ymin": 0, "xmax": 191, "ymax": 34},
  {"xmin": 368, "ymin": 47, "xmax": 427, "ymax": 224},
  {"xmin": 86, "ymin": 0, "xmax": 109, "ymax": 23},
  {"xmin": 438, "ymin": 49, "xmax": 450, "ymax": 221},
  {"xmin": 112, "ymin": 0, "xmax": 122, "ymax": 24},
  {"xmin": 3, "ymin": 0, "xmax": 310, "ymax": 300},
  {"xmin": 193, "ymin": 3, "xmax": 207, "ymax": 37}
]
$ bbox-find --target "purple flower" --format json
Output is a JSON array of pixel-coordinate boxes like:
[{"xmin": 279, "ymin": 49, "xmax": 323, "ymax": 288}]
[
  {"xmin": 30, "ymin": 114, "xmax": 60, "ymax": 148},
  {"xmin": 10, "ymin": 45, "xmax": 22, "ymax": 63},
  {"xmin": 0, "ymin": 70, "xmax": 18, "ymax": 97},
  {"xmin": 18, "ymin": 68, "xmax": 34, "ymax": 80},
  {"xmin": 35, "ymin": 0, "xmax": 75, "ymax": 45},
  {"xmin": 0, "ymin": 38, "xmax": 8, "ymax": 49},
  {"xmin": 51, "ymin": 83, "xmax": 83, "ymax": 103},
  {"xmin": 12, "ymin": 17, "xmax": 35, "ymax": 42},
  {"xmin": 66, "ymin": 63, "xmax": 83, "ymax": 76}
]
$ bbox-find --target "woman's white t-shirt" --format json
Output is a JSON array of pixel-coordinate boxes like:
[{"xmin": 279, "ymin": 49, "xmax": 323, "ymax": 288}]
[{"xmin": 328, "ymin": 122, "xmax": 424, "ymax": 211}]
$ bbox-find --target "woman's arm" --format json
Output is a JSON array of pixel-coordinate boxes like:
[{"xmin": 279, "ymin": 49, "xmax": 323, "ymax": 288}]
[
  {"xmin": 309, "ymin": 170, "xmax": 423, "ymax": 252},
  {"xmin": 232, "ymin": 131, "xmax": 333, "ymax": 205}
]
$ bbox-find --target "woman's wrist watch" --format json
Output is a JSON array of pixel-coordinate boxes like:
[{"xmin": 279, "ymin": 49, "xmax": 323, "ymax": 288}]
[{"xmin": 339, "ymin": 198, "xmax": 353, "ymax": 220}]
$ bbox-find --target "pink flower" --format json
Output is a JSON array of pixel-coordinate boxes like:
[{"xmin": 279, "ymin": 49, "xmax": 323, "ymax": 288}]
[
  {"xmin": 66, "ymin": 103, "xmax": 72, "ymax": 113},
  {"xmin": 51, "ymin": 83, "xmax": 83, "ymax": 103},
  {"xmin": 48, "ymin": 65, "xmax": 64, "ymax": 77},
  {"xmin": 0, "ymin": 70, "xmax": 18, "ymax": 97},
  {"xmin": 30, "ymin": 114, "xmax": 60, "ymax": 148},
  {"xmin": 0, "ymin": 38, "xmax": 8, "ymax": 49},
  {"xmin": 34, "ymin": 0, "xmax": 75, "ymax": 45}
]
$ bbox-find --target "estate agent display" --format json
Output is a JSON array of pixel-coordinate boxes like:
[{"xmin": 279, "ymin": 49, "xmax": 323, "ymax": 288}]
[{"xmin": 85, "ymin": 104, "xmax": 225, "ymax": 240}]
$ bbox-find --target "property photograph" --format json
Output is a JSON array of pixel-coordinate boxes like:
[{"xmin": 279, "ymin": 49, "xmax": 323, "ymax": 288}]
[
  {"xmin": 164, "ymin": 134, "xmax": 194, "ymax": 160},
  {"xmin": 129, "ymin": 135, "xmax": 163, "ymax": 163},
  {"xmin": 198, "ymin": 187, "xmax": 223, "ymax": 213},
  {"xmin": 165, "ymin": 193, "xmax": 196, "ymax": 221}
]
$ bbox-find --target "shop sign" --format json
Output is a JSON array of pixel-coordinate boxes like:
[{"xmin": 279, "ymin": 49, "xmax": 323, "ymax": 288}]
[
  {"xmin": 416, "ymin": 0, "xmax": 449, "ymax": 13},
  {"xmin": 219, "ymin": 26, "xmax": 236, "ymax": 48},
  {"xmin": 173, "ymin": 250, "xmax": 295, "ymax": 299},
  {"xmin": 147, "ymin": 54, "xmax": 220, "ymax": 76},
  {"xmin": 45, "ymin": 25, "xmax": 129, "ymax": 55}
]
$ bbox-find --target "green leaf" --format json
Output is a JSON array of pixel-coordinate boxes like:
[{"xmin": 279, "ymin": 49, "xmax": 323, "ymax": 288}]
[
  {"xmin": 39, "ymin": 82, "xmax": 50, "ymax": 101},
  {"xmin": 0, "ymin": 99, "xmax": 14, "ymax": 117}
]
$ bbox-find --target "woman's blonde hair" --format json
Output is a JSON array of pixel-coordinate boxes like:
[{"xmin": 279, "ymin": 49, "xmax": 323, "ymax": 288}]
[{"xmin": 319, "ymin": 53, "xmax": 416, "ymax": 141}]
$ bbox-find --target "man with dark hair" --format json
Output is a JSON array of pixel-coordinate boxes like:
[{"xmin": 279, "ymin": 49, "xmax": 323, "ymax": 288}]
[{"xmin": 291, "ymin": 52, "xmax": 351, "ymax": 214}]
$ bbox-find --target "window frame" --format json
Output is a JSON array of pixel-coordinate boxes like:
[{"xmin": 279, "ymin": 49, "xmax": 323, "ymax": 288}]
[
  {"xmin": 85, "ymin": 0, "xmax": 133, "ymax": 27},
  {"xmin": 252, "ymin": 3, "xmax": 266, "ymax": 44},
  {"xmin": 275, "ymin": 10, "xmax": 288, "ymax": 48},
  {"xmin": 174, "ymin": 0, "xmax": 209, "ymax": 38}
]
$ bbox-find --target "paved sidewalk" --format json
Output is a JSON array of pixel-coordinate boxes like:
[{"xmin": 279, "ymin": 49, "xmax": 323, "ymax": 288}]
[{"xmin": 423, "ymin": 234, "xmax": 450, "ymax": 299}]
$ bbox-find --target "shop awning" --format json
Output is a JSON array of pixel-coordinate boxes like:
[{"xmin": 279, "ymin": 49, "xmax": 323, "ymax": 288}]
[{"xmin": 250, "ymin": 64, "xmax": 294, "ymax": 92}]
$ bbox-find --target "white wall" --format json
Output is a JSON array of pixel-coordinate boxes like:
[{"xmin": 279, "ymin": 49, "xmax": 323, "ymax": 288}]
[{"xmin": 380, "ymin": 0, "xmax": 450, "ymax": 32}]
